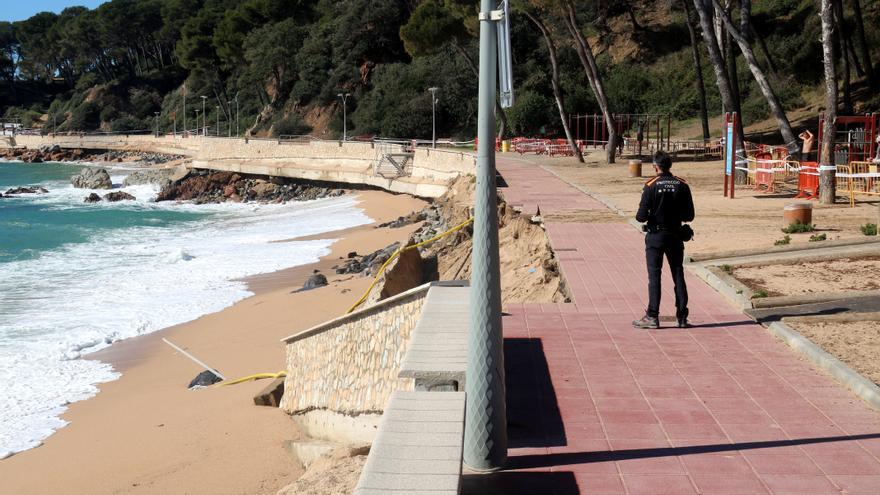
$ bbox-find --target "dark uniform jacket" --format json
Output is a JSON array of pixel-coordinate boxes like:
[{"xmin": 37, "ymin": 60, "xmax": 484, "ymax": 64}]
[{"xmin": 636, "ymin": 172, "xmax": 695, "ymax": 230}]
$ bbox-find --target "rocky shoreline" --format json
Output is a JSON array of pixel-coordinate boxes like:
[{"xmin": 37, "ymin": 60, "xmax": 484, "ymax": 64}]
[
  {"xmin": 0, "ymin": 145, "xmax": 182, "ymax": 165},
  {"xmin": 155, "ymin": 170, "xmax": 346, "ymax": 204}
]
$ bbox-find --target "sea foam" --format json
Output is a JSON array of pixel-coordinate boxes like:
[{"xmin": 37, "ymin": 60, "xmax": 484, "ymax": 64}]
[{"xmin": 0, "ymin": 174, "xmax": 371, "ymax": 457}]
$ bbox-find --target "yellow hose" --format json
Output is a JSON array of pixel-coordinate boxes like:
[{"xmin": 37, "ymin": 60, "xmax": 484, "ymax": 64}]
[
  {"xmin": 345, "ymin": 216, "xmax": 474, "ymax": 314},
  {"xmin": 216, "ymin": 371, "xmax": 287, "ymax": 387}
]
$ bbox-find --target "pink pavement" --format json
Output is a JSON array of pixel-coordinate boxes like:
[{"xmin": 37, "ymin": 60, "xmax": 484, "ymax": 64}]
[{"xmin": 480, "ymin": 158, "xmax": 880, "ymax": 495}]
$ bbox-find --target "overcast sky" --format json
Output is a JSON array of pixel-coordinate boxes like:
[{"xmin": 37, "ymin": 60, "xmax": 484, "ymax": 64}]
[{"xmin": 3, "ymin": 1, "xmax": 107, "ymax": 22}]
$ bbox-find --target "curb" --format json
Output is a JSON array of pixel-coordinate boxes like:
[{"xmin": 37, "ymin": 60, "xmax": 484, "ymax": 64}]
[
  {"xmin": 767, "ymin": 321, "xmax": 880, "ymax": 410},
  {"xmin": 689, "ymin": 236, "xmax": 880, "ymax": 263},
  {"xmin": 686, "ymin": 264, "xmax": 753, "ymax": 311},
  {"xmin": 752, "ymin": 289, "xmax": 880, "ymax": 309}
]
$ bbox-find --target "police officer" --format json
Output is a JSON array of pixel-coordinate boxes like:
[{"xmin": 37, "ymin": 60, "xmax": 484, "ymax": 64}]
[{"xmin": 632, "ymin": 151, "xmax": 695, "ymax": 329}]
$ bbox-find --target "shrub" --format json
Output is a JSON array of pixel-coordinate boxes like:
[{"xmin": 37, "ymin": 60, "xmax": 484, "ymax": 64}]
[
  {"xmin": 861, "ymin": 223, "xmax": 878, "ymax": 236},
  {"xmin": 68, "ymin": 102, "xmax": 101, "ymax": 131},
  {"xmin": 774, "ymin": 235, "xmax": 791, "ymax": 246},
  {"xmin": 272, "ymin": 113, "xmax": 312, "ymax": 137},
  {"xmin": 782, "ymin": 220, "xmax": 815, "ymax": 234},
  {"xmin": 809, "ymin": 233, "xmax": 827, "ymax": 242},
  {"xmin": 752, "ymin": 289, "xmax": 769, "ymax": 299},
  {"xmin": 721, "ymin": 264, "xmax": 733, "ymax": 274},
  {"xmin": 109, "ymin": 116, "xmax": 147, "ymax": 133}
]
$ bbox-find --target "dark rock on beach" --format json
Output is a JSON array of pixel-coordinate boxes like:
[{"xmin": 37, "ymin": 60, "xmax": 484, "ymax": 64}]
[
  {"xmin": 335, "ymin": 242, "xmax": 401, "ymax": 276},
  {"xmin": 103, "ymin": 191, "xmax": 136, "ymax": 202},
  {"xmin": 302, "ymin": 273, "xmax": 329, "ymax": 291},
  {"xmin": 71, "ymin": 168, "xmax": 112, "ymax": 189},
  {"xmin": 156, "ymin": 170, "xmax": 346, "ymax": 205},
  {"xmin": 188, "ymin": 370, "xmax": 223, "ymax": 389},
  {"xmin": 5, "ymin": 186, "xmax": 49, "ymax": 195},
  {"xmin": 84, "ymin": 193, "xmax": 102, "ymax": 203},
  {"xmin": 123, "ymin": 169, "xmax": 174, "ymax": 189}
]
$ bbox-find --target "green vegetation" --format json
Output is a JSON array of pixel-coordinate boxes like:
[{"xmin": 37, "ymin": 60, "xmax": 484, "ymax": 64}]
[
  {"xmin": 752, "ymin": 289, "xmax": 769, "ymax": 298},
  {"xmin": 861, "ymin": 223, "xmax": 878, "ymax": 236},
  {"xmin": 774, "ymin": 235, "xmax": 792, "ymax": 246},
  {"xmin": 809, "ymin": 233, "xmax": 827, "ymax": 242},
  {"xmin": 721, "ymin": 264, "xmax": 733, "ymax": 274},
  {"xmin": 0, "ymin": 1, "xmax": 877, "ymax": 140},
  {"xmin": 781, "ymin": 220, "xmax": 815, "ymax": 234}
]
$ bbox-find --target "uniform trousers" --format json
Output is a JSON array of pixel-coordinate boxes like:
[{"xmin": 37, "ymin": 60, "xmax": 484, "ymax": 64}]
[{"xmin": 645, "ymin": 231, "xmax": 689, "ymax": 320}]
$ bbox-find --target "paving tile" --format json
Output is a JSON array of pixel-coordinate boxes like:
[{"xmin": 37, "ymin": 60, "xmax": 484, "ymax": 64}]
[
  {"xmin": 758, "ymin": 474, "xmax": 840, "ymax": 494},
  {"xmin": 743, "ymin": 453, "xmax": 823, "ymax": 475},
  {"xmin": 690, "ymin": 475, "xmax": 770, "ymax": 494},
  {"xmin": 621, "ymin": 474, "xmax": 697, "ymax": 495},
  {"xmin": 680, "ymin": 453, "xmax": 754, "ymax": 475},
  {"xmin": 828, "ymin": 475, "xmax": 880, "ymax": 494},
  {"xmin": 572, "ymin": 473, "xmax": 626, "ymax": 495}
]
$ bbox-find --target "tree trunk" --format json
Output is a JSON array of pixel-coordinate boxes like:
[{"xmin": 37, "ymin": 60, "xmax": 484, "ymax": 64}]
[
  {"xmin": 850, "ymin": 0, "xmax": 875, "ymax": 85},
  {"xmin": 712, "ymin": 0, "xmax": 798, "ymax": 152},
  {"xmin": 692, "ymin": 0, "xmax": 745, "ymax": 177},
  {"xmin": 751, "ymin": 24, "xmax": 778, "ymax": 76},
  {"xmin": 834, "ymin": 0, "xmax": 853, "ymax": 114},
  {"xmin": 820, "ymin": 0, "xmax": 837, "ymax": 205},
  {"xmin": 525, "ymin": 11, "xmax": 584, "ymax": 163},
  {"xmin": 453, "ymin": 43, "xmax": 509, "ymax": 139},
  {"xmin": 564, "ymin": 0, "xmax": 617, "ymax": 163},
  {"xmin": 681, "ymin": 0, "xmax": 710, "ymax": 141}
]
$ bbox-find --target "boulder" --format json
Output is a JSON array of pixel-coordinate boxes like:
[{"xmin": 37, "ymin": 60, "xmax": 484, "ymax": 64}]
[
  {"xmin": 188, "ymin": 370, "xmax": 223, "ymax": 389},
  {"xmin": 84, "ymin": 193, "xmax": 102, "ymax": 203},
  {"xmin": 251, "ymin": 181, "xmax": 278, "ymax": 198},
  {"xmin": 71, "ymin": 168, "xmax": 112, "ymax": 189},
  {"xmin": 103, "ymin": 191, "xmax": 136, "ymax": 202},
  {"xmin": 5, "ymin": 186, "xmax": 48, "ymax": 195},
  {"xmin": 302, "ymin": 273, "xmax": 328, "ymax": 291},
  {"xmin": 223, "ymin": 184, "xmax": 237, "ymax": 197},
  {"xmin": 123, "ymin": 169, "xmax": 174, "ymax": 189}
]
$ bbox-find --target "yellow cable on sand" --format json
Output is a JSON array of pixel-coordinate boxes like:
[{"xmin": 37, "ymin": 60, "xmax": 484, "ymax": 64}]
[
  {"xmin": 345, "ymin": 216, "xmax": 474, "ymax": 314},
  {"xmin": 216, "ymin": 371, "xmax": 287, "ymax": 387}
]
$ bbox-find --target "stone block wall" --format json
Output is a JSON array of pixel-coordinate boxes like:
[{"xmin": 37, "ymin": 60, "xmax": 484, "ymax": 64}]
[{"xmin": 279, "ymin": 283, "xmax": 431, "ymax": 416}]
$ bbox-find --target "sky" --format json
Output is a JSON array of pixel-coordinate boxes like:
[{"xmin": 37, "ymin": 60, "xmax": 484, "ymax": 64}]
[{"xmin": 2, "ymin": 1, "xmax": 106, "ymax": 22}]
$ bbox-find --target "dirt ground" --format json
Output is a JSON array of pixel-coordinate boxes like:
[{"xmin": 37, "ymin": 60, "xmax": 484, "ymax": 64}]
[
  {"xmin": 788, "ymin": 321, "xmax": 880, "ymax": 385},
  {"xmin": 533, "ymin": 150, "xmax": 880, "ymax": 256},
  {"xmin": 733, "ymin": 256, "xmax": 880, "ymax": 297}
]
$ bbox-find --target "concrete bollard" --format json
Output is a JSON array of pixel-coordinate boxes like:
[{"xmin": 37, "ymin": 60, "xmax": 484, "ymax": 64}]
[
  {"xmin": 783, "ymin": 202, "xmax": 813, "ymax": 227},
  {"xmin": 628, "ymin": 160, "xmax": 642, "ymax": 177}
]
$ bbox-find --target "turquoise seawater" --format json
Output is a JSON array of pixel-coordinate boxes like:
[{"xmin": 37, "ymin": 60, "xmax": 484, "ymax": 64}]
[
  {"xmin": 0, "ymin": 162, "xmax": 207, "ymax": 263},
  {"xmin": 0, "ymin": 161, "xmax": 372, "ymax": 458}
]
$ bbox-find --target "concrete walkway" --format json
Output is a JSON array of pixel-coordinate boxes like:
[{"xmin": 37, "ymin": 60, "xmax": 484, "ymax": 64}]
[{"xmin": 472, "ymin": 159, "xmax": 880, "ymax": 494}]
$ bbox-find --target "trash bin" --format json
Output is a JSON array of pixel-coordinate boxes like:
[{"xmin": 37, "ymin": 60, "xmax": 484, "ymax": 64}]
[
  {"xmin": 501, "ymin": 140, "xmax": 510, "ymax": 153},
  {"xmin": 783, "ymin": 202, "xmax": 812, "ymax": 227},
  {"xmin": 628, "ymin": 160, "xmax": 642, "ymax": 177}
]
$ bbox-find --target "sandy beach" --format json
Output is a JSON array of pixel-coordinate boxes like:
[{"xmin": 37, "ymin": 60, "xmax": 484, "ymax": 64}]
[{"xmin": 0, "ymin": 189, "xmax": 426, "ymax": 495}]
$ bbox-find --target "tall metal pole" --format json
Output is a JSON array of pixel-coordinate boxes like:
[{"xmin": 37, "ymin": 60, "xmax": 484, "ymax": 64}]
[
  {"xmin": 228, "ymin": 101, "xmax": 233, "ymax": 137},
  {"xmin": 201, "ymin": 96, "xmax": 207, "ymax": 136},
  {"xmin": 235, "ymin": 94, "xmax": 239, "ymax": 136},
  {"xmin": 216, "ymin": 106, "xmax": 220, "ymax": 136},
  {"xmin": 183, "ymin": 82, "xmax": 186, "ymax": 137},
  {"xmin": 428, "ymin": 87, "xmax": 439, "ymax": 148},
  {"xmin": 154, "ymin": 112, "xmax": 159, "ymax": 137},
  {"xmin": 337, "ymin": 93, "xmax": 350, "ymax": 141},
  {"xmin": 464, "ymin": 0, "xmax": 507, "ymax": 472}
]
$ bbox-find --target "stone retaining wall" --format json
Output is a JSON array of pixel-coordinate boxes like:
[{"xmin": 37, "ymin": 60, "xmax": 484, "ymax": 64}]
[
  {"xmin": 7, "ymin": 135, "xmax": 474, "ymax": 197},
  {"xmin": 279, "ymin": 283, "xmax": 431, "ymax": 416}
]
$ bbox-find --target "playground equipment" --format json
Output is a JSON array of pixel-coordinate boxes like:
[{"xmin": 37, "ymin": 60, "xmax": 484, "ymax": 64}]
[{"xmin": 569, "ymin": 113, "xmax": 671, "ymax": 155}]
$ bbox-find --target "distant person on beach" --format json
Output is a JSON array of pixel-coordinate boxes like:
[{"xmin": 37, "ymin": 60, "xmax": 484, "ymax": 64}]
[{"xmin": 633, "ymin": 151, "xmax": 695, "ymax": 329}]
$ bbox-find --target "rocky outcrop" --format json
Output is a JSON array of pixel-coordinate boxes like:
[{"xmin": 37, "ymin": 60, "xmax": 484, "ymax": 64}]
[
  {"xmin": 103, "ymin": 191, "xmax": 136, "ymax": 202},
  {"xmin": 84, "ymin": 193, "xmax": 102, "ymax": 203},
  {"xmin": 71, "ymin": 168, "xmax": 112, "ymax": 189},
  {"xmin": 0, "ymin": 147, "xmax": 182, "ymax": 164},
  {"xmin": 335, "ymin": 243, "xmax": 401, "ymax": 276},
  {"xmin": 123, "ymin": 169, "xmax": 174, "ymax": 189},
  {"xmin": 5, "ymin": 186, "xmax": 49, "ymax": 195},
  {"xmin": 156, "ymin": 170, "xmax": 346, "ymax": 204}
]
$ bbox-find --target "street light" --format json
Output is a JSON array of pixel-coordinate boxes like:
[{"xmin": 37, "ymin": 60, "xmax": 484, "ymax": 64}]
[
  {"xmin": 337, "ymin": 93, "xmax": 350, "ymax": 141},
  {"xmin": 227, "ymin": 101, "xmax": 233, "ymax": 137},
  {"xmin": 464, "ymin": 0, "xmax": 507, "ymax": 472},
  {"xmin": 235, "ymin": 93, "xmax": 239, "ymax": 137},
  {"xmin": 216, "ymin": 105, "xmax": 220, "ymax": 137},
  {"xmin": 154, "ymin": 112, "xmax": 160, "ymax": 137},
  {"xmin": 182, "ymin": 82, "xmax": 187, "ymax": 137},
  {"xmin": 194, "ymin": 108, "xmax": 200, "ymax": 137},
  {"xmin": 428, "ymin": 87, "xmax": 439, "ymax": 148},
  {"xmin": 200, "ymin": 96, "xmax": 207, "ymax": 136}
]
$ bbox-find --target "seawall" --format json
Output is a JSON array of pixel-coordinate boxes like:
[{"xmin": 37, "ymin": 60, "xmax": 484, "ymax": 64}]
[{"xmin": 5, "ymin": 135, "xmax": 475, "ymax": 198}]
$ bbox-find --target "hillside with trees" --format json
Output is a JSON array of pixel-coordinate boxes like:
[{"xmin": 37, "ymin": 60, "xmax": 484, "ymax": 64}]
[{"xmin": 1, "ymin": 0, "xmax": 877, "ymax": 146}]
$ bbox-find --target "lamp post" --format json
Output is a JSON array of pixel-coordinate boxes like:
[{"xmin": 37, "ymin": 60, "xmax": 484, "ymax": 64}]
[
  {"xmin": 53, "ymin": 114, "xmax": 56, "ymax": 135},
  {"xmin": 228, "ymin": 101, "xmax": 233, "ymax": 137},
  {"xmin": 200, "ymin": 96, "xmax": 207, "ymax": 136},
  {"xmin": 194, "ymin": 108, "xmax": 200, "ymax": 138},
  {"xmin": 337, "ymin": 92, "xmax": 350, "ymax": 141},
  {"xmin": 428, "ymin": 87, "xmax": 439, "ymax": 148},
  {"xmin": 182, "ymin": 82, "xmax": 186, "ymax": 137},
  {"xmin": 235, "ymin": 93, "xmax": 239, "ymax": 136},
  {"xmin": 154, "ymin": 112, "xmax": 160, "ymax": 137},
  {"xmin": 216, "ymin": 106, "xmax": 220, "ymax": 137},
  {"xmin": 464, "ymin": 0, "xmax": 507, "ymax": 472}
]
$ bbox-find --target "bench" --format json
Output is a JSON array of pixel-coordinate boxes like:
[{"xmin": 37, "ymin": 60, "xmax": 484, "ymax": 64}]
[
  {"xmin": 399, "ymin": 283, "xmax": 470, "ymax": 391},
  {"xmin": 353, "ymin": 390, "xmax": 465, "ymax": 495}
]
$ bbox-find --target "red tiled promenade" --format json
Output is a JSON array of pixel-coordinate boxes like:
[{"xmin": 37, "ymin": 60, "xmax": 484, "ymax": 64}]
[{"xmin": 473, "ymin": 159, "xmax": 880, "ymax": 494}]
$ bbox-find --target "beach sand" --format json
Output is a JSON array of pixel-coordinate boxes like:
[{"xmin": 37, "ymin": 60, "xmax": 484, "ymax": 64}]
[{"xmin": 0, "ymin": 190, "xmax": 427, "ymax": 495}]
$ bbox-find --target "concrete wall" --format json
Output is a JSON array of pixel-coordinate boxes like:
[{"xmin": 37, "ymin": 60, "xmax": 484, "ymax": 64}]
[
  {"xmin": 279, "ymin": 283, "xmax": 430, "ymax": 418},
  {"xmin": 8, "ymin": 135, "xmax": 475, "ymax": 197}
]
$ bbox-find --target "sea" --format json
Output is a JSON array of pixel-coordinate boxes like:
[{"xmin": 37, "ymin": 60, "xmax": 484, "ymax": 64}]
[{"xmin": 0, "ymin": 161, "xmax": 371, "ymax": 459}]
